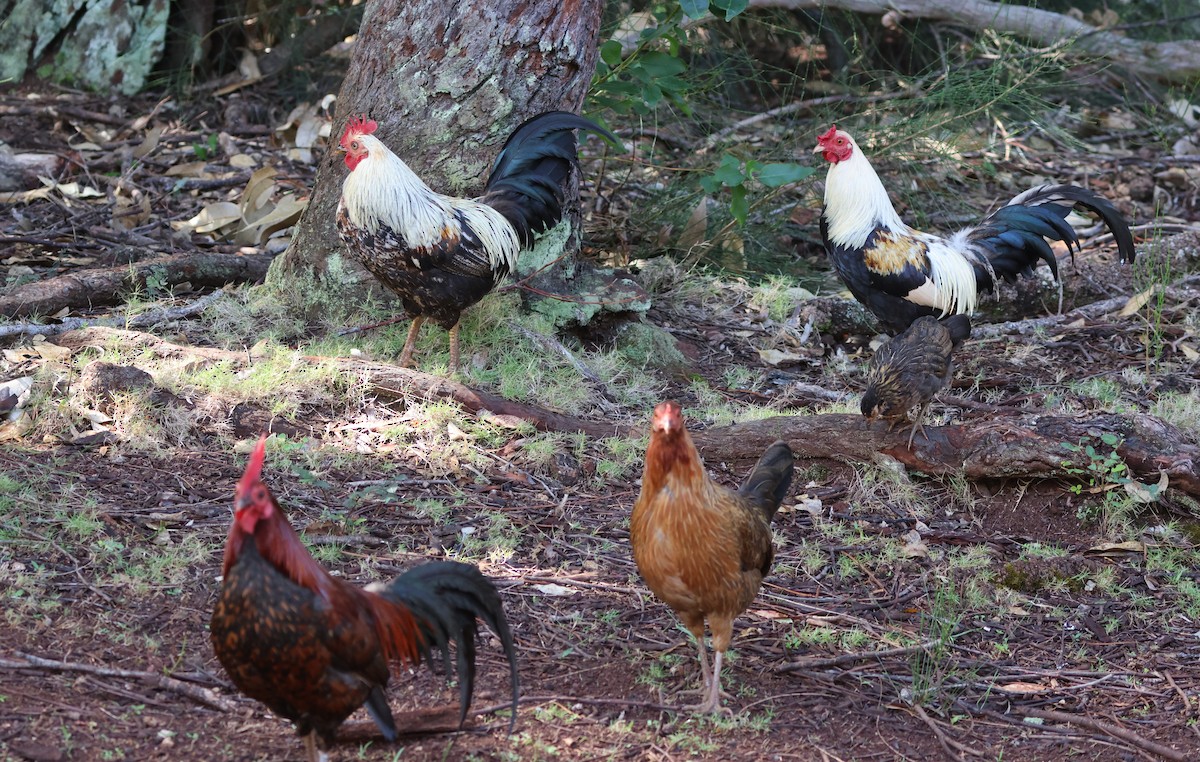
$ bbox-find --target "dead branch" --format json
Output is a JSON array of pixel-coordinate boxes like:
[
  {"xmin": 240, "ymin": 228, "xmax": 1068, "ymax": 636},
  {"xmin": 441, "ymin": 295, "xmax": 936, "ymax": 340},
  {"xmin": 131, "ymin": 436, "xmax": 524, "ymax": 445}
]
[
  {"xmin": 0, "ymin": 252, "xmax": 271, "ymax": 319},
  {"xmin": 0, "ymin": 652, "xmax": 236, "ymax": 712},
  {"xmin": 751, "ymin": 0, "xmax": 1200, "ymax": 84},
  {"xmin": 0, "ymin": 289, "xmax": 226, "ymax": 339},
  {"xmin": 975, "ymin": 274, "xmax": 1200, "ymax": 338},
  {"xmin": 1019, "ymin": 707, "xmax": 1189, "ymax": 762}
]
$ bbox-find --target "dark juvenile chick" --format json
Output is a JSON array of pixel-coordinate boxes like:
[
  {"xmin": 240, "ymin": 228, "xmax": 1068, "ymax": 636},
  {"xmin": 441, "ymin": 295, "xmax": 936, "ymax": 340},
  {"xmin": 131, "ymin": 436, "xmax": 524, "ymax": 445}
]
[{"xmin": 861, "ymin": 315, "xmax": 971, "ymax": 447}]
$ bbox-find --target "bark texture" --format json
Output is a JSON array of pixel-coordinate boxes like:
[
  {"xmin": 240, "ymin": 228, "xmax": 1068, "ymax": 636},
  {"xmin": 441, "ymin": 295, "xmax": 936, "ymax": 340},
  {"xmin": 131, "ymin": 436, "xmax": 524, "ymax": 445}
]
[{"xmin": 270, "ymin": 0, "xmax": 606, "ymax": 286}]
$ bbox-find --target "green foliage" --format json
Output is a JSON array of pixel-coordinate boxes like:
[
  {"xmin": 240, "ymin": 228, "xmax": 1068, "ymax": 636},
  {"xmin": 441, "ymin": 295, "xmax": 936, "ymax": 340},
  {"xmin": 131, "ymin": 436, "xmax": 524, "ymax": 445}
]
[
  {"xmin": 192, "ymin": 133, "xmax": 219, "ymax": 161},
  {"xmin": 699, "ymin": 156, "xmax": 814, "ymax": 226},
  {"xmin": 592, "ymin": 6, "xmax": 691, "ymax": 117}
]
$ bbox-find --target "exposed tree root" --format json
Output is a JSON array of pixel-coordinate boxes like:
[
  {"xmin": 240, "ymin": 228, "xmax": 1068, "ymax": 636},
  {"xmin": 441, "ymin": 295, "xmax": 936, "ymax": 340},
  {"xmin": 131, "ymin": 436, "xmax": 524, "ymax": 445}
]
[{"xmin": 48, "ymin": 327, "xmax": 1200, "ymax": 496}]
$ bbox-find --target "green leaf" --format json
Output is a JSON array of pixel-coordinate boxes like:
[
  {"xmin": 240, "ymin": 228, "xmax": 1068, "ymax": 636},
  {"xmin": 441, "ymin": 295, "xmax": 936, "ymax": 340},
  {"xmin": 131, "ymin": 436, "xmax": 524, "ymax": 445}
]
[
  {"xmin": 730, "ymin": 185, "xmax": 748, "ymax": 225},
  {"xmin": 756, "ymin": 163, "xmax": 816, "ymax": 188},
  {"xmin": 600, "ymin": 40, "xmax": 623, "ymax": 68},
  {"xmin": 679, "ymin": 0, "xmax": 709, "ymax": 20},
  {"xmin": 637, "ymin": 51, "xmax": 687, "ymax": 78},
  {"xmin": 711, "ymin": 0, "xmax": 749, "ymax": 21},
  {"xmin": 711, "ymin": 154, "xmax": 746, "ymax": 186}
]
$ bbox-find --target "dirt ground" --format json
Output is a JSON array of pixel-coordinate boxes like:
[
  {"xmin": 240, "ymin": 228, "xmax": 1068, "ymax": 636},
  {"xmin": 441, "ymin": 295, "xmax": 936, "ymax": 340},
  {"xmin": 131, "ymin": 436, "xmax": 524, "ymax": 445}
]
[{"xmin": 2, "ymin": 83, "xmax": 1200, "ymax": 762}]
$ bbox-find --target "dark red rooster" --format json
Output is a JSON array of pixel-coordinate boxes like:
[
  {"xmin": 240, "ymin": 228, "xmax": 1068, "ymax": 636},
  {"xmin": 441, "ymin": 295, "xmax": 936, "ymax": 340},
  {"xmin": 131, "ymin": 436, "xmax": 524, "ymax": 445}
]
[
  {"xmin": 336, "ymin": 111, "xmax": 616, "ymax": 369},
  {"xmin": 210, "ymin": 437, "xmax": 519, "ymax": 762},
  {"xmin": 815, "ymin": 126, "xmax": 1136, "ymax": 334}
]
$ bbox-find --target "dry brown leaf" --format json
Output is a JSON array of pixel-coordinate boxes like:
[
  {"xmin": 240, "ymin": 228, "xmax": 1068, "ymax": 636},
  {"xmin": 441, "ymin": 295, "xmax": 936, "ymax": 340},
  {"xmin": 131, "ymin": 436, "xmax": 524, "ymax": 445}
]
[
  {"xmin": 33, "ymin": 343, "xmax": 72, "ymax": 362},
  {"xmin": 1000, "ymin": 682, "xmax": 1047, "ymax": 694},
  {"xmin": 756, "ymin": 348, "xmax": 810, "ymax": 367},
  {"xmin": 164, "ymin": 162, "xmax": 211, "ymax": 178},
  {"xmin": 677, "ymin": 196, "xmax": 709, "ymax": 250},
  {"xmin": 240, "ymin": 167, "xmax": 279, "ymax": 223},
  {"xmin": 1084, "ymin": 540, "xmax": 1146, "ymax": 556},
  {"xmin": 112, "ymin": 192, "xmax": 152, "ymax": 231},
  {"xmin": 1118, "ymin": 285, "xmax": 1160, "ymax": 317},
  {"xmin": 174, "ymin": 202, "xmax": 242, "ymax": 234},
  {"xmin": 133, "ymin": 126, "xmax": 163, "ymax": 159},
  {"xmin": 40, "ymin": 177, "xmax": 103, "ymax": 199},
  {"xmin": 233, "ymin": 194, "xmax": 306, "ymax": 245}
]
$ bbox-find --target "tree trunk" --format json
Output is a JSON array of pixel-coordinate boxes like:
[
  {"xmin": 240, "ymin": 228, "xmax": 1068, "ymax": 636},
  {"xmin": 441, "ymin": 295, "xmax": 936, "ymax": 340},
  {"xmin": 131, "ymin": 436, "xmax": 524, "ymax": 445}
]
[{"xmin": 268, "ymin": 0, "xmax": 606, "ymax": 301}]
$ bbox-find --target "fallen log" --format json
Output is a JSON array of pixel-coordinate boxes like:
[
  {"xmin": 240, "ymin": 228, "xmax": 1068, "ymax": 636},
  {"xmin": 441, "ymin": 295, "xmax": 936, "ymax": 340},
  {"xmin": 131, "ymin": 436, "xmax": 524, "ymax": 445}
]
[
  {"xmin": 0, "ymin": 252, "xmax": 272, "ymax": 319},
  {"xmin": 690, "ymin": 412, "xmax": 1200, "ymax": 497},
  {"xmin": 48, "ymin": 327, "xmax": 1200, "ymax": 496}
]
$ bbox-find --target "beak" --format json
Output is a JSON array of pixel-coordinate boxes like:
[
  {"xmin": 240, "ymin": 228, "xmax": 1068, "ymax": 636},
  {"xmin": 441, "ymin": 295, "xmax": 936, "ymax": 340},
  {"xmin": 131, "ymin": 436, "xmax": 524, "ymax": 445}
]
[{"xmin": 812, "ymin": 143, "xmax": 826, "ymax": 154}]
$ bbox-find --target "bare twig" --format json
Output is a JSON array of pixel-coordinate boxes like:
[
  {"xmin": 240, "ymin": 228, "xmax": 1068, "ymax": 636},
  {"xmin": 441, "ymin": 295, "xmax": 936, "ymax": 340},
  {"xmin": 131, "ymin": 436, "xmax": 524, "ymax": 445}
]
[
  {"xmin": 701, "ymin": 91, "xmax": 915, "ymax": 150},
  {"xmin": 911, "ymin": 702, "xmax": 986, "ymax": 759},
  {"xmin": 1020, "ymin": 707, "xmax": 1189, "ymax": 761},
  {"xmin": 776, "ymin": 639, "xmax": 943, "ymax": 672},
  {"xmin": 0, "ymin": 652, "xmax": 237, "ymax": 712},
  {"xmin": 0, "ymin": 289, "xmax": 227, "ymax": 339},
  {"xmin": 507, "ymin": 321, "xmax": 613, "ymax": 399}
]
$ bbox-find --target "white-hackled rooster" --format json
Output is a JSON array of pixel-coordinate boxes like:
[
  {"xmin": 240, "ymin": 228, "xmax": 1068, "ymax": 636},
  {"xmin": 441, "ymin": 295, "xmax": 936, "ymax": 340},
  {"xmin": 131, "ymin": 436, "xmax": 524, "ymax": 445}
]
[
  {"xmin": 336, "ymin": 112, "xmax": 616, "ymax": 369},
  {"xmin": 814, "ymin": 125, "xmax": 1136, "ymax": 335}
]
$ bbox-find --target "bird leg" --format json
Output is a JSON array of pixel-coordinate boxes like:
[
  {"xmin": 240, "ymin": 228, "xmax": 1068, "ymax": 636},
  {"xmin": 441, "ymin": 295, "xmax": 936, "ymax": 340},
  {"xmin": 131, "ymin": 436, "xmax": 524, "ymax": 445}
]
[
  {"xmin": 397, "ymin": 317, "xmax": 426, "ymax": 368},
  {"xmin": 906, "ymin": 404, "xmax": 931, "ymax": 449},
  {"xmin": 302, "ymin": 732, "xmax": 329, "ymax": 762},
  {"xmin": 691, "ymin": 650, "xmax": 734, "ymax": 716},
  {"xmin": 447, "ymin": 322, "xmax": 461, "ymax": 371}
]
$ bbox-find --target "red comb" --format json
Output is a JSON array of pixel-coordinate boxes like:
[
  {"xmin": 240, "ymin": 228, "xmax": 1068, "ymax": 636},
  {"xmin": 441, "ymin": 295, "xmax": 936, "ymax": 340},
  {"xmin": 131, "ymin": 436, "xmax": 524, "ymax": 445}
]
[
  {"xmin": 817, "ymin": 125, "xmax": 839, "ymax": 144},
  {"xmin": 651, "ymin": 400, "xmax": 684, "ymax": 430},
  {"xmin": 238, "ymin": 435, "xmax": 268, "ymax": 490},
  {"xmin": 340, "ymin": 115, "xmax": 378, "ymax": 148}
]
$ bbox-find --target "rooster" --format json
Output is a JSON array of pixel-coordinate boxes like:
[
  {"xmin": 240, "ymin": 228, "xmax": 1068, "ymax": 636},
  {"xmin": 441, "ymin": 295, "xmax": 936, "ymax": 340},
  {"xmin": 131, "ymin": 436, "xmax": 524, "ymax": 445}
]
[
  {"xmin": 814, "ymin": 126, "xmax": 1136, "ymax": 334},
  {"xmin": 862, "ymin": 314, "xmax": 971, "ymax": 447},
  {"xmin": 630, "ymin": 401, "xmax": 794, "ymax": 714},
  {"xmin": 336, "ymin": 111, "xmax": 616, "ymax": 369},
  {"xmin": 210, "ymin": 436, "xmax": 519, "ymax": 762}
]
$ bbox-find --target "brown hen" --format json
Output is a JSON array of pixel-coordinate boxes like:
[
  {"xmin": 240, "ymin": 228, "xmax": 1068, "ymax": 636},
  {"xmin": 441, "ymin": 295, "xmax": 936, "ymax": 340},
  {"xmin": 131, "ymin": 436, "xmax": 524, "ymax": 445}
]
[
  {"xmin": 861, "ymin": 314, "xmax": 972, "ymax": 447},
  {"xmin": 630, "ymin": 401, "xmax": 794, "ymax": 714}
]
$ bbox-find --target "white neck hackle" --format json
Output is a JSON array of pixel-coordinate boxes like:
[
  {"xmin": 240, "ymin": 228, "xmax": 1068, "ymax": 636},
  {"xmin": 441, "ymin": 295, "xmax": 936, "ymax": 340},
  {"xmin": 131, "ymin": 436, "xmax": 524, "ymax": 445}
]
[
  {"xmin": 822, "ymin": 136, "xmax": 907, "ymax": 249},
  {"xmin": 339, "ymin": 134, "xmax": 520, "ymax": 273}
]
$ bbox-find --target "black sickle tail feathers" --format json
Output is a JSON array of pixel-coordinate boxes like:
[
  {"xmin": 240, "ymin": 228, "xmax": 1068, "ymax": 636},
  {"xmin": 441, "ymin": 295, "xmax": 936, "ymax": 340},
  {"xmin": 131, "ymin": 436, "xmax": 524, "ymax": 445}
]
[
  {"xmin": 482, "ymin": 111, "xmax": 618, "ymax": 248},
  {"xmin": 941, "ymin": 314, "xmax": 972, "ymax": 349},
  {"xmin": 376, "ymin": 561, "xmax": 520, "ymax": 732},
  {"xmin": 739, "ymin": 440, "xmax": 795, "ymax": 523},
  {"xmin": 364, "ymin": 686, "xmax": 398, "ymax": 742},
  {"xmin": 972, "ymin": 184, "xmax": 1136, "ymax": 289}
]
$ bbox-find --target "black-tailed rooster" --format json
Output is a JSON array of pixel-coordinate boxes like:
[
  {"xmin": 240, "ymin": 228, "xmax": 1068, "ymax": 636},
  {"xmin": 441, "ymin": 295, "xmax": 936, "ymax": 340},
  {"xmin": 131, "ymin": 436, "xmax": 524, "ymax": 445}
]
[
  {"xmin": 210, "ymin": 436, "xmax": 519, "ymax": 762},
  {"xmin": 815, "ymin": 126, "xmax": 1136, "ymax": 334},
  {"xmin": 336, "ymin": 111, "xmax": 616, "ymax": 369}
]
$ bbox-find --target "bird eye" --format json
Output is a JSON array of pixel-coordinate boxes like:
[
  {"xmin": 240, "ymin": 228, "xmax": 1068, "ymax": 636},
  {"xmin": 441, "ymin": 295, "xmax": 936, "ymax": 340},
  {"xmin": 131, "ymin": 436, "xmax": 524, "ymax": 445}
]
[
  {"xmin": 252, "ymin": 486, "xmax": 268, "ymax": 502},
  {"xmin": 350, "ymin": 140, "xmax": 360, "ymax": 150},
  {"xmin": 836, "ymin": 138, "xmax": 846, "ymax": 145}
]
